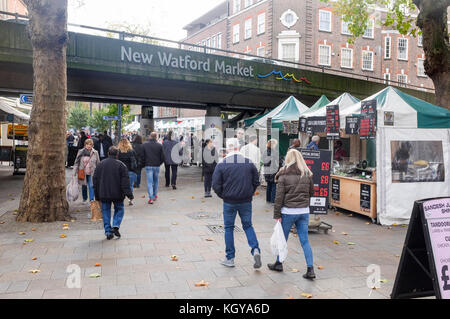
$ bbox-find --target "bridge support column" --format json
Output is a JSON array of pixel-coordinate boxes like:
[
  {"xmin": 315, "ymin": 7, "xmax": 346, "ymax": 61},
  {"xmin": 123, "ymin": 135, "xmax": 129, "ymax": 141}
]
[
  {"xmin": 140, "ymin": 105, "xmax": 154, "ymax": 140},
  {"xmin": 204, "ymin": 106, "xmax": 223, "ymax": 149}
]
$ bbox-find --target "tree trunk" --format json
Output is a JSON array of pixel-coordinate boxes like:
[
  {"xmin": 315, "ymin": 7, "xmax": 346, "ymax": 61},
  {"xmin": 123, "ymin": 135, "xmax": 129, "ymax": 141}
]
[
  {"xmin": 414, "ymin": 0, "xmax": 450, "ymax": 109},
  {"xmin": 17, "ymin": 0, "xmax": 70, "ymax": 222}
]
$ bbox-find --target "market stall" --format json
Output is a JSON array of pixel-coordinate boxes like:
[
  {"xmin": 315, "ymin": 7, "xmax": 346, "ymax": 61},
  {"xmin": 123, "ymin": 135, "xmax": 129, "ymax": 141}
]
[{"xmin": 337, "ymin": 86, "xmax": 450, "ymax": 225}]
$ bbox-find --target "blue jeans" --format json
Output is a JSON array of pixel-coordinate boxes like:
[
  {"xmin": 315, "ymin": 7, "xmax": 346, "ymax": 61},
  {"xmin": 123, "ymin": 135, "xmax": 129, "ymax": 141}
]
[
  {"xmin": 277, "ymin": 213, "xmax": 313, "ymax": 267},
  {"xmin": 136, "ymin": 168, "xmax": 142, "ymax": 187},
  {"xmin": 266, "ymin": 181, "xmax": 276, "ymax": 203},
  {"xmin": 223, "ymin": 201, "xmax": 260, "ymax": 260},
  {"xmin": 82, "ymin": 175, "xmax": 95, "ymax": 201},
  {"xmin": 128, "ymin": 171, "xmax": 137, "ymax": 194},
  {"xmin": 145, "ymin": 166, "xmax": 160, "ymax": 200},
  {"xmin": 101, "ymin": 201, "xmax": 125, "ymax": 235}
]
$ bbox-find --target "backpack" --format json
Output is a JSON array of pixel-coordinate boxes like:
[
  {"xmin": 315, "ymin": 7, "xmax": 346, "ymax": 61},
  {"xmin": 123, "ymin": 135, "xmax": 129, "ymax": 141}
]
[{"xmin": 130, "ymin": 151, "xmax": 138, "ymax": 171}]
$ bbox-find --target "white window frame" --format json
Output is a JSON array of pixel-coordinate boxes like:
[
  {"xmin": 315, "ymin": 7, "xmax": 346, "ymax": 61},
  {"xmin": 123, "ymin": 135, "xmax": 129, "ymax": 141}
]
[
  {"xmin": 233, "ymin": 24, "xmax": 240, "ymax": 44},
  {"xmin": 398, "ymin": 38, "xmax": 408, "ymax": 61},
  {"xmin": 363, "ymin": 18, "xmax": 374, "ymax": 39},
  {"xmin": 418, "ymin": 34, "xmax": 423, "ymax": 47},
  {"xmin": 257, "ymin": 12, "xmax": 265, "ymax": 35},
  {"xmin": 417, "ymin": 58, "xmax": 426, "ymax": 77},
  {"xmin": 277, "ymin": 31, "xmax": 300, "ymax": 64},
  {"xmin": 245, "ymin": 18, "xmax": 252, "ymax": 40},
  {"xmin": 233, "ymin": 0, "xmax": 241, "ymax": 14},
  {"xmin": 217, "ymin": 33, "xmax": 222, "ymax": 49},
  {"xmin": 281, "ymin": 43, "xmax": 297, "ymax": 63},
  {"xmin": 362, "ymin": 50, "xmax": 374, "ymax": 71},
  {"xmin": 257, "ymin": 46, "xmax": 265, "ymax": 57},
  {"xmin": 244, "ymin": 0, "xmax": 253, "ymax": 8},
  {"xmin": 340, "ymin": 48, "xmax": 353, "ymax": 69},
  {"xmin": 318, "ymin": 44, "xmax": 331, "ymax": 66},
  {"xmin": 384, "ymin": 73, "xmax": 391, "ymax": 85},
  {"xmin": 341, "ymin": 18, "xmax": 351, "ymax": 35},
  {"xmin": 384, "ymin": 36, "xmax": 391, "ymax": 59},
  {"xmin": 319, "ymin": 10, "xmax": 332, "ymax": 32},
  {"xmin": 397, "ymin": 74, "xmax": 407, "ymax": 87}
]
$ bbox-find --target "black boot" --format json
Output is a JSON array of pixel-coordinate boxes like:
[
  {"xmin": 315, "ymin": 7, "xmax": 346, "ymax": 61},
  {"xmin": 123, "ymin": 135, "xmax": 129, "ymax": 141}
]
[
  {"xmin": 303, "ymin": 266, "xmax": 316, "ymax": 280},
  {"xmin": 267, "ymin": 261, "xmax": 283, "ymax": 272}
]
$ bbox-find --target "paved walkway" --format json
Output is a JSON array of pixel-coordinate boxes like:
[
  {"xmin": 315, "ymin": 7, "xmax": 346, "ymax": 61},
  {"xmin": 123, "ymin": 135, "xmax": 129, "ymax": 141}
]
[{"xmin": 0, "ymin": 165, "xmax": 408, "ymax": 299}]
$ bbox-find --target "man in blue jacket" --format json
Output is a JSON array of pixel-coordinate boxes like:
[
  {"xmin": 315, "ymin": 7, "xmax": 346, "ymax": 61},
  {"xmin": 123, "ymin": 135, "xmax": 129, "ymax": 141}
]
[{"xmin": 212, "ymin": 138, "xmax": 261, "ymax": 269}]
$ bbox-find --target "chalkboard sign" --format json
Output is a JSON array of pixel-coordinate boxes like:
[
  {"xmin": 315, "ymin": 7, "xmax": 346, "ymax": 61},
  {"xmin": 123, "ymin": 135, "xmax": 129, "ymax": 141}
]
[
  {"xmin": 306, "ymin": 116, "xmax": 326, "ymax": 135},
  {"xmin": 391, "ymin": 197, "xmax": 450, "ymax": 299},
  {"xmin": 332, "ymin": 178, "xmax": 340, "ymax": 201},
  {"xmin": 299, "ymin": 117, "xmax": 307, "ymax": 133},
  {"xmin": 360, "ymin": 99, "xmax": 377, "ymax": 139},
  {"xmin": 326, "ymin": 104, "xmax": 340, "ymax": 140},
  {"xmin": 345, "ymin": 116, "xmax": 360, "ymax": 135},
  {"xmin": 360, "ymin": 183, "xmax": 371, "ymax": 209},
  {"xmin": 297, "ymin": 148, "xmax": 332, "ymax": 215},
  {"xmin": 267, "ymin": 117, "xmax": 272, "ymax": 136}
]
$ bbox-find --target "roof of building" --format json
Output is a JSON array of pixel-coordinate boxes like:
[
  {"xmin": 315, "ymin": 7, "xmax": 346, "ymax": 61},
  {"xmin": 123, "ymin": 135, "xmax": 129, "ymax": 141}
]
[{"xmin": 183, "ymin": 1, "xmax": 228, "ymax": 32}]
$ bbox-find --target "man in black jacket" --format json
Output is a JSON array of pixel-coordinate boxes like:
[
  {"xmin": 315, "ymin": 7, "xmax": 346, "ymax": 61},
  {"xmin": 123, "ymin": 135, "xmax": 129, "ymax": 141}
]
[
  {"xmin": 94, "ymin": 134, "xmax": 112, "ymax": 161},
  {"xmin": 212, "ymin": 138, "xmax": 261, "ymax": 269},
  {"xmin": 93, "ymin": 146, "xmax": 133, "ymax": 240},
  {"xmin": 143, "ymin": 132, "xmax": 165, "ymax": 204}
]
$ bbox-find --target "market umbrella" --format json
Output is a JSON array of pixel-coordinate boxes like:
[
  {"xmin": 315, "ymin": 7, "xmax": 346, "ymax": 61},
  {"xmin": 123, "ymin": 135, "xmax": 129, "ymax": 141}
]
[
  {"xmin": 301, "ymin": 93, "xmax": 360, "ymax": 118},
  {"xmin": 0, "ymin": 97, "xmax": 30, "ymax": 123},
  {"xmin": 302, "ymin": 95, "xmax": 330, "ymax": 115}
]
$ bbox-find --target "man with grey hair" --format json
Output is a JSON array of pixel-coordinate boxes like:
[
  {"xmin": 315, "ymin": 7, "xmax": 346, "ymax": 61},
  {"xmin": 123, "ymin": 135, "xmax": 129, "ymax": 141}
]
[
  {"xmin": 240, "ymin": 135, "xmax": 261, "ymax": 172},
  {"xmin": 306, "ymin": 135, "xmax": 320, "ymax": 150},
  {"xmin": 212, "ymin": 138, "xmax": 262, "ymax": 269}
]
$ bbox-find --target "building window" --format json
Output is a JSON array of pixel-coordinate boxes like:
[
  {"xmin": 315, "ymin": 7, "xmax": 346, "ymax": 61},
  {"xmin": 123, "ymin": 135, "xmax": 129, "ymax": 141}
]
[
  {"xmin": 233, "ymin": 0, "xmax": 241, "ymax": 14},
  {"xmin": 280, "ymin": 9, "xmax": 299, "ymax": 29},
  {"xmin": 319, "ymin": 10, "xmax": 331, "ymax": 32},
  {"xmin": 245, "ymin": 18, "xmax": 252, "ymax": 39},
  {"xmin": 206, "ymin": 38, "xmax": 211, "ymax": 53},
  {"xmin": 341, "ymin": 48, "xmax": 353, "ymax": 68},
  {"xmin": 318, "ymin": 45, "xmax": 331, "ymax": 66},
  {"xmin": 244, "ymin": 0, "xmax": 253, "ymax": 8},
  {"xmin": 397, "ymin": 74, "xmax": 407, "ymax": 87},
  {"xmin": 363, "ymin": 19, "xmax": 374, "ymax": 38},
  {"xmin": 398, "ymin": 38, "xmax": 408, "ymax": 60},
  {"xmin": 384, "ymin": 73, "xmax": 391, "ymax": 85},
  {"xmin": 418, "ymin": 34, "xmax": 423, "ymax": 47},
  {"xmin": 281, "ymin": 43, "xmax": 296, "ymax": 62},
  {"xmin": 362, "ymin": 51, "xmax": 374, "ymax": 70},
  {"xmin": 257, "ymin": 12, "xmax": 265, "ymax": 34},
  {"xmin": 233, "ymin": 24, "xmax": 240, "ymax": 44},
  {"xmin": 384, "ymin": 36, "xmax": 391, "ymax": 59},
  {"xmin": 257, "ymin": 46, "xmax": 265, "ymax": 57},
  {"xmin": 341, "ymin": 18, "xmax": 351, "ymax": 35},
  {"xmin": 217, "ymin": 33, "xmax": 222, "ymax": 49},
  {"xmin": 417, "ymin": 58, "xmax": 426, "ymax": 77},
  {"xmin": 211, "ymin": 36, "xmax": 217, "ymax": 50}
]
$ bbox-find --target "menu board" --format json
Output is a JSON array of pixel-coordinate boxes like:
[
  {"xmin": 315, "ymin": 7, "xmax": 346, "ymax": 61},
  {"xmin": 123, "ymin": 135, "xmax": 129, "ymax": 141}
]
[
  {"xmin": 298, "ymin": 148, "xmax": 332, "ymax": 215},
  {"xmin": 290, "ymin": 120, "xmax": 299, "ymax": 135},
  {"xmin": 267, "ymin": 117, "xmax": 272, "ymax": 136},
  {"xmin": 282, "ymin": 121, "xmax": 290, "ymax": 134},
  {"xmin": 326, "ymin": 104, "xmax": 340, "ymax": 140},
  {"xmin": 360, "ymin": 99, "xmax": 377, "ymax": 139},
  {"xmin": 345, "ymin": 116, "xmax": 360, "ymax": 135},
  {"xmin": 299, "ymin": 117, "xmax": 307, "ymax": 133},
  {"xmin": 331, "ymin": 178, "xmax": 340, "ymax": 201},
  {"xmin": 305, "ymin": 116, "xmax": 326, "ymax": 136},
  {"xmin": 360, "ymin": 183, "xmax": 371, "ymax": 210}
]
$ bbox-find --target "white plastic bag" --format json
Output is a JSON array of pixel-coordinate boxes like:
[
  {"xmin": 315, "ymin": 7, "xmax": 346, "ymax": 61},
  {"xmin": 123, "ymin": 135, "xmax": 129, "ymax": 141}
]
[
  {"xmin": 270, "ymin": 221, "xmax": 288, "ymax": 262},
  {"xmin": 66, "ymin": 176, "xmax": 80, "ymax": 202}
]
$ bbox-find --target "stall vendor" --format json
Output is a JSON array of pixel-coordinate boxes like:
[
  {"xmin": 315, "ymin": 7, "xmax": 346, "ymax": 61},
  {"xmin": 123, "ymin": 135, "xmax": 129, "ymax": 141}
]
[
  {"xmin": 334, "ymin": 140, "xmax": 347, "ymax": 161},
  {"xmin": 393, "ymin": 141, "xmax": 411, "ymax": 173}
]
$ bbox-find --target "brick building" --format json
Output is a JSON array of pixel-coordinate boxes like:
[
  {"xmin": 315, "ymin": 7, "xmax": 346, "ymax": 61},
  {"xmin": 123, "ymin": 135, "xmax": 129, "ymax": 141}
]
[
  {"xmin": 0, "ymin": 0, "xmax": 27, "ymax": 19},
  {"xmin": 182, "ymin": 0, "xmax": 439, "ymax": 92}
]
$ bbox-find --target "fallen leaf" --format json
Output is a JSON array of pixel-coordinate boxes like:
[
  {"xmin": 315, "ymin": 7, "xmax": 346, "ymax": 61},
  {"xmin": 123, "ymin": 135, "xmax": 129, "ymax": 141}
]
[
  {"xmin": 300, "ymin": 293, "xmax": 313, "ymax": 299},
  {"xmin": 365, "ymin": 222, "xmax": 371, "ymax": 225},
  {"xmin": 10, "ymin": 198, "xmax": 15, "ymax": 201},
  {"xmin": 170, "ymin": 255, "xmax": 178, "ymax": 261},
  {"xmin": 89, "ymin": 273, "xmax": 101, "ymax": 278},
  {"xmin": 141, "ymin": 195, "xmax": 146, "ymax": 198},
  {"xmin": 191, "ymin": 196, "xmax": 195, "ymax": 199},
  {"xmin": 395, "ymin": 254, "xmax": 400, "ymax": 257},
  {"xmin": 199, "ymin": 214, "xmax": 209, "ymax": 218},
  {"xmin": 331, "ymin": 230, "xmax": 336, "ymax": 233},
  {"xmin": 379, "ymin": 279, "xmax": 389, "ymax": 283},
  {"xmin": 255, "ymin": 192, "xmax": 259, "ymax": 195},
  {"xmin": 32, "ymin": 257, "xmax": 37, "ymax": 260},
  {"xmin": 194, "ymin": 280, "xmax": 209, "ymax": 287},
  {"xmin": 31, "ymin": 228, "xmax": 36, "ymax": 231},
  {"xmin": 347, "ymin": 242, "xmax": 356, "ymax": 245},
  {"xmin": 371, "ymin": 286, "xmax": 377, "ymax": 290},
  {"xmin": 29, "ymin": 269, "xmax": 40, "ymax": 274},
  {"xmin": 24, "ymin": 239, "xmax": 34, "ymax": 242},
  {"xmin": 401, "ymin": 225, "xmax": 407, "ymax": 228},
  {"xmin": 63, "ymin": 226, "xmax": 69, "ymax": 230},
  {"xmin": 333, "ymin": 240, "xmax": 340, "ymax": 245},
  {"xmin": 95, "ymin": 263, "xmax": 101, "ymax": 267},
  {"xmin": 318, "ymin": 266, "xmax": 324, "ymax": 270},
  {"xmin": 205, "ymin": 238, "xmax": 214, "ymax": 241},
  {"xmin": 0, "ymin": 221, "xmax": 5, "ymax": 224},
  {"xmin": 348, "ymin": 214, "xmax": 353, "ymax": 217},
  {"xmin": 291, "ymin": 269, "xmax": 299, "ymax": 273},
  {"xmin": 293, "ymin": 234, "xmax": 298, "ymax": 237},
  {"xmin": 63, "ymin": 224, "xmax": 69, "ymax": 227},
  {"xmin": 19, "ymin": 232, "xmax": 25, "ymax": 235},
  {"xmin": 392, "ymin": 223, "xmax": 398, "ymax": 227},
  {"xmin": 341, "ymin": 232, "xmax": 348, "ymax": 235},
  {"xmin": 71, "ymin": 219, "xmax": 75, "ymax": 222},
  {"xmin": 387, "ymin": 227, "xmax": 392, "ymax": 230},
  {"xmin": 14, "ymin": 209, "xmax": 19, "ymax": 212},
  {"xmin": 286, "ymin": 296, "xmax": 295, "ymax": 299},
  {"xmin": 60, "ymin": 234, "xmax": 67, "ymax": 238},
  {"xmin": 335, "ymin": 212, "xmax": 340, "ymax": 216},
  {"xmin": 172, "ymin": 222, "xmax": 178, "ymax": 225}
]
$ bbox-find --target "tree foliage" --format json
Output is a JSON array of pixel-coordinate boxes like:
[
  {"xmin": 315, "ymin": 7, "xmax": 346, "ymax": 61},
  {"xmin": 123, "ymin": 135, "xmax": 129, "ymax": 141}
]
[
  {"xmin": 88, "ymin": 108, "xmax": 109, "ymax": 132},
  {"xmin": 67, "ymin": 104, "xmax": 89, "ymax": 130}
]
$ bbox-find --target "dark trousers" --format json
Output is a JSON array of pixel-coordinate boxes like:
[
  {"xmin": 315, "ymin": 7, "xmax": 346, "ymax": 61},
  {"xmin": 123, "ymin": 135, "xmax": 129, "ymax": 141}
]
[
  {"xmin": 165, "ymin": 164, "xmax": 178, "ymax": 186},
  {"xmin": 204, "ymin": 172, "xmax": 213, "ymax": 193},
  {"xmin": 266, "ymin": 181, "xmax": 276, "ymax": 203}
]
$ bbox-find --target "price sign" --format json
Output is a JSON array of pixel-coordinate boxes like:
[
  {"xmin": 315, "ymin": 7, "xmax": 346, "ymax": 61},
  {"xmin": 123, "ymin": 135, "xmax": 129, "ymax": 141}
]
[
  {"xmin": 331, "ymin": 178, "xmax": 340, "ymax": 201},
  {"xmin": 360, "ymin": 99, "xmax": 377, "ymax": 139},
  {"xmin": 326, "ymin": 104, "xmax": 340, "ymax": 140},
  {"xmin": 298, "ymin": 148, "xmax": 332, "ymax": 215},
  {"xmin": 305, "ymin": 116, "xmax": 326, "ymax": 135},
  {"xmin": 360, "ymin": 184, "xmax": 371, "ymax": 210},
  {"xmin": 345, "ymin": 116, "xmax": 360, "ymax": 135}
]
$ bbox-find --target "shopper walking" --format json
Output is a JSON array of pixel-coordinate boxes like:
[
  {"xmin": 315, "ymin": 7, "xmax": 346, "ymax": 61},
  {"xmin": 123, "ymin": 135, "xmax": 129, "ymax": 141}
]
[
  {"xmin": 118, "ymin": 138, "xmax": 139, "ymax": 206},
  {"xmin": 212, "ymin": 138, "xmax": 262, "ymax": 269},
  {"xmin": 94, "ymin": 133, "xmax": 112, "ymax": 161},
  {"xmin": 93, "ymin": 146, "xmax": 133, "ymax": 240},
  {"xmin": 73, "ymin": 138, "xmax": 100, "ymax": 216},
  {"xmin": 132, "ymin": 135, "xmax": 145, "ymax": 188},
  {"xmin": 143, "ymin": 132, "xmax": 165, "ymax": 204},
  {"xmin": 77, "ymin": 131, "xmax": 88, "ymax": 150},
  {"xmin": 263, "ymin": 139, "xmax": 279, "ymax": 204},
  {"xmin": 267, "ymin": 149, "xmax": 315, "ymax": 279},
  {"xmin": 202, "ymin": 139, "xmax": 218, "ymax": 198},
  {"xmin": 162, "ymin": 131, "xmax": 182, "ymax": 189}
]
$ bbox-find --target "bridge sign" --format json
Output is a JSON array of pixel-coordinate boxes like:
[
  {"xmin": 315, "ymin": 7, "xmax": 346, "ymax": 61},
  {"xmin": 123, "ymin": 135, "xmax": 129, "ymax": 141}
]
[
  {"xmin": 103, "ymin": 115, "xmax": 119, "ymax": 121},
  {"xmin": 19, "ymin": 94, "xmax": 33, "ymax": 104}
]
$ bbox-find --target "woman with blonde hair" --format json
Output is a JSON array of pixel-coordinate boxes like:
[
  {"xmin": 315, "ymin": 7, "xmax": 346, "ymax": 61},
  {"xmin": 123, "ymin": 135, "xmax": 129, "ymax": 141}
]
[
  {"xmin": 73, "ymin": 138, "xmax": 100, "ymax": 216},
  {"xmin": 267, "ymin": 149, "xmax": 316, "ymax": 280},
  {"xmin": 118, "ymin": 138, "xmax": 139, "ymax": 205}
]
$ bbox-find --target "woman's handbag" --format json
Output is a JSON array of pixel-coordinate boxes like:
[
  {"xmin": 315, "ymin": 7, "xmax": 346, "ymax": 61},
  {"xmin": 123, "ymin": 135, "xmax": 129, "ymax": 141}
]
[
  {"xmin": 77, "ymin": 168, "xmax": 85, "ymax": 181},
  {"xmin": 66, "ymin": 176, "xmax": 80, "ymax": 202},
  {"xmin": 90, "ymin": 200, "xmax": 102, "ymax": 221},
  {"xmin": 270, "ymin": 221, "xmax": 288, "ymax": 262}
]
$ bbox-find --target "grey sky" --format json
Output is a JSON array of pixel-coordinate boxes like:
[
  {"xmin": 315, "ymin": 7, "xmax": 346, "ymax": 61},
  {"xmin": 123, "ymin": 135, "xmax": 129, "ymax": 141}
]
[{"xmin": 68, "ymin": 0, "xmax": 225, "ymax": 41}]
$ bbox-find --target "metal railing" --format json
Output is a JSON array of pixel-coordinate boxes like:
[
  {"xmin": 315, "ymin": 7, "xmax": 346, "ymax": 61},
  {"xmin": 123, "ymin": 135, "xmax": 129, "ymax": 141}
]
[{"xmin": 0, "ymin": 10, "xmax": 435, "ymax": 94}]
